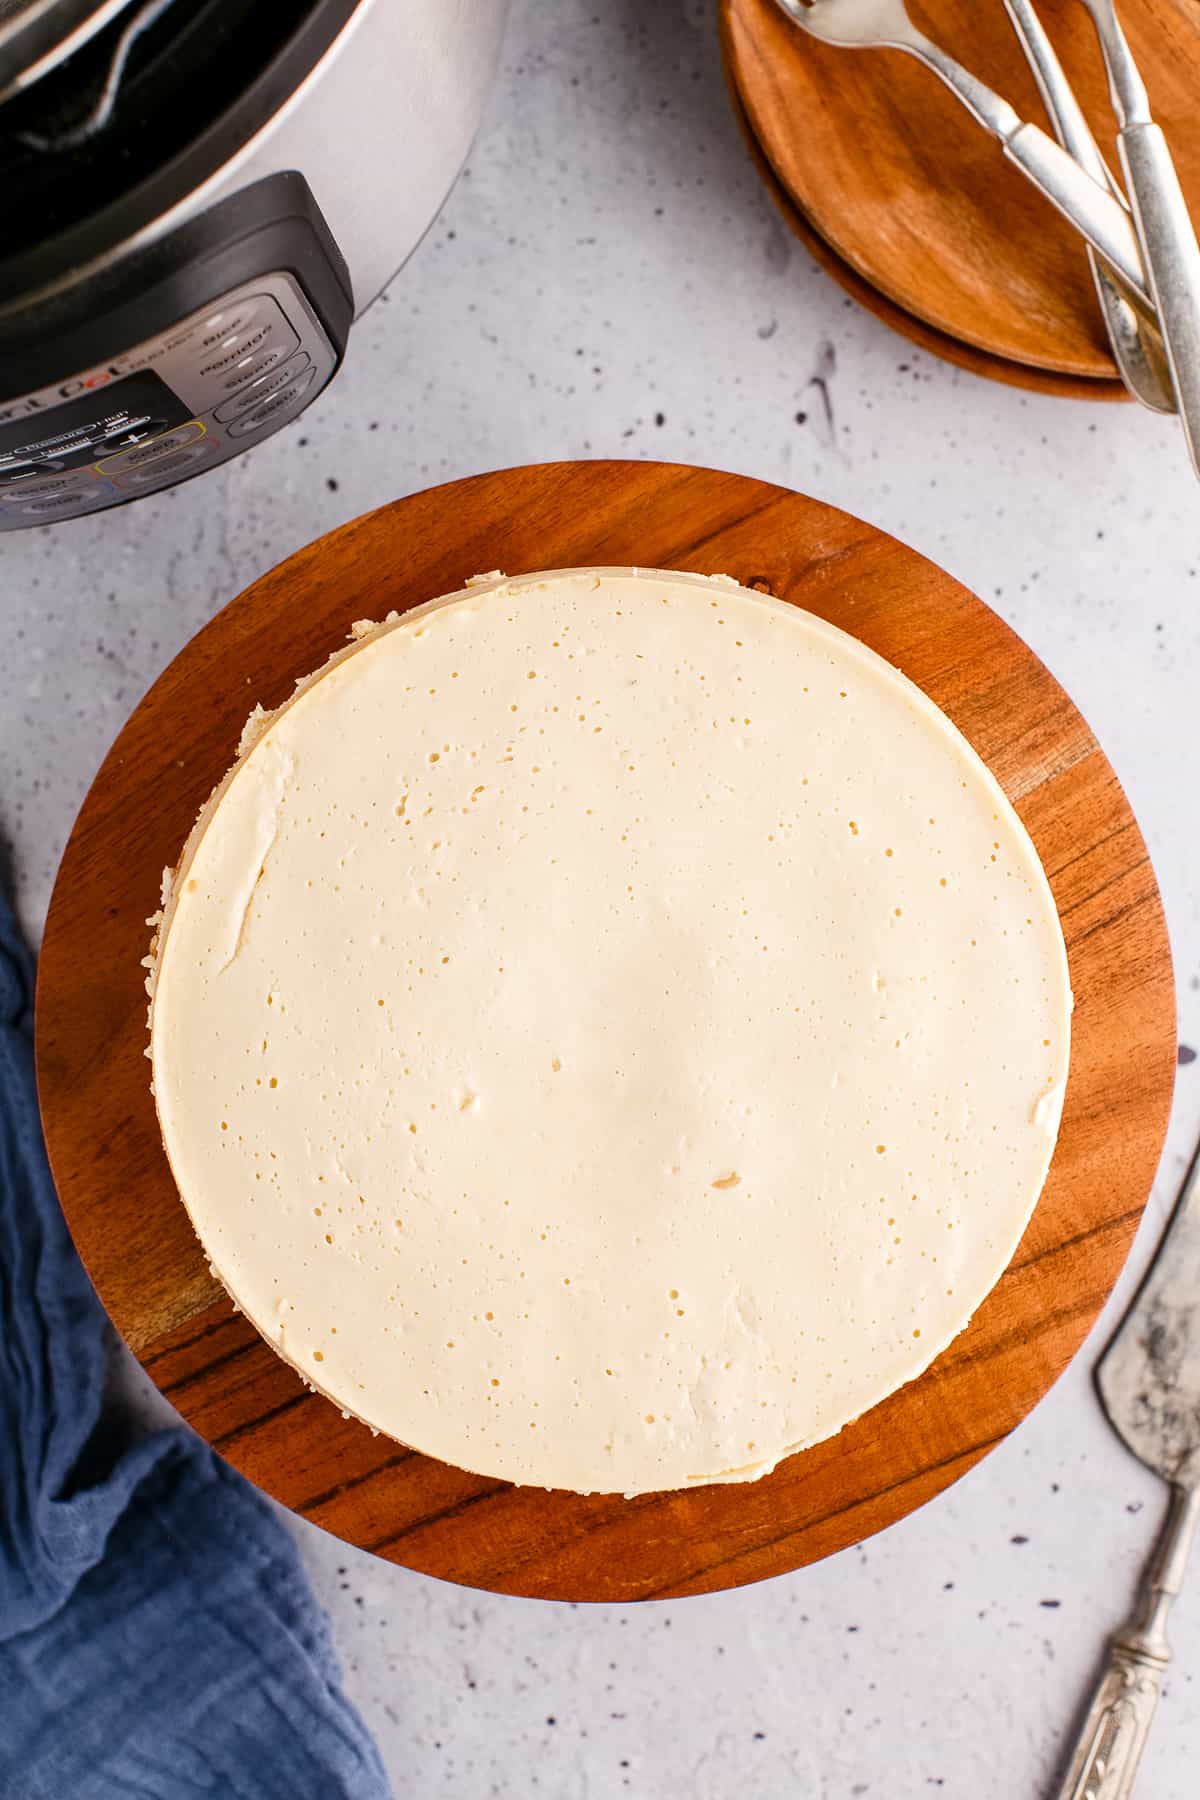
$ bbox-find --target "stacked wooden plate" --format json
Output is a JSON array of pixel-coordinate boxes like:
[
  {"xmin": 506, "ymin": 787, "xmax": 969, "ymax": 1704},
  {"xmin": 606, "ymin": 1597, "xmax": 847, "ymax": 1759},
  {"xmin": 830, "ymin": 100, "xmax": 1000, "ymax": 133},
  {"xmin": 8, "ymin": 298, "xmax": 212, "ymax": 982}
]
[{"xmin": 720, "ymin": 0, "xmax": 1200, "ymax": 398}]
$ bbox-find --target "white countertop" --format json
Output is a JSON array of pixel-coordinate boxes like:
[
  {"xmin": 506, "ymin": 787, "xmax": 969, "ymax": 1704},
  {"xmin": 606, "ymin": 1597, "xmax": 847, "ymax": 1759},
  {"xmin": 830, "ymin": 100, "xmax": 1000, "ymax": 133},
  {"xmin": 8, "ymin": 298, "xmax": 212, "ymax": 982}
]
[{"xmin": 4, "ymin": 3, "xmax": 1199, "ymax": 1794}]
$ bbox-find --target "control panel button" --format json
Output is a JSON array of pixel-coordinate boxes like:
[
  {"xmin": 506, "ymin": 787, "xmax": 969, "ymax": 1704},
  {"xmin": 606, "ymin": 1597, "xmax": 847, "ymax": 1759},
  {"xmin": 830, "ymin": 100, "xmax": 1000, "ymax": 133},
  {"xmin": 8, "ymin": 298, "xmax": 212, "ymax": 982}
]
[
  {"xmin": 188, "ymin": 303, "xmax": 257, "ymax": 348},
  {"xmin": 98, "ymin": 421, "xmax": 205, "ymax": 473},
  {"xmin": 213, "ymin": 354, "xmax": 311, "ymax": 424},
  {"xmin": 15, "ymin": 487, "xmax": 112, "ymax": 518},
  {"xmin": 195, "ymin": 317, "xmax": 296, "ymax": 386},
  {"xmin": 213, "ymin": 339, "xmax": 294, "ymax": 395},
  {"xmin": 188, "ymin": 296, "xmax": 280, "ymax": 355},
  {"xmin": 190, "ymin": 299, "xmax": 297, "ymax": 389},
  {"xmin": 0, "ymin": 472, "xmax": 89, "ymax": 503},
  {"xmin": 227, "ymin": 365, "xmax": 318, "ymax": 438},
  {"xmin": 93, "ymin": 416, "xmax": 171, "ymax": 455},
  {"xmin": 19, "ymin": 494, "xmax": 80, "ymax": 514},
  {"xmin": 113, "ymin": 442, "xmax": 215, "ymax": 490}
]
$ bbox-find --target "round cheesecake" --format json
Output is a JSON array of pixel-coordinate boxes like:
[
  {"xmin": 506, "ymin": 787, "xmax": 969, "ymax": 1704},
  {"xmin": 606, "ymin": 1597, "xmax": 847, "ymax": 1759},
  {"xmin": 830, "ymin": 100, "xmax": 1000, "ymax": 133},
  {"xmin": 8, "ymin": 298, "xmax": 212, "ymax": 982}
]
[{"xmin": 147, "ymin": 567, "xmax": 1071, "ymax": 1495}]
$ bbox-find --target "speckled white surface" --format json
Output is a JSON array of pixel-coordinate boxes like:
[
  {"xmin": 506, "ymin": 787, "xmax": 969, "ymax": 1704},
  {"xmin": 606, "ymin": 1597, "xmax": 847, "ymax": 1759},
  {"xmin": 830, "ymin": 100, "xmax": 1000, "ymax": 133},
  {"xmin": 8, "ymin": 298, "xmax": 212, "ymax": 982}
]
[{"xmin": 4, "ymin": 3, "xmax": 1200, "ymax": 1795}]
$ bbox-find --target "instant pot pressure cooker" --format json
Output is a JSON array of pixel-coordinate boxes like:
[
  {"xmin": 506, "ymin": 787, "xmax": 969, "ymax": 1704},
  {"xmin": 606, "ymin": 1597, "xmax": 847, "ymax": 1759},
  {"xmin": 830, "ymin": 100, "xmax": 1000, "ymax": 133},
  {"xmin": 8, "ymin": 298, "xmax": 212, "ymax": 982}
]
[{"xmin": 0, "ymin": 0, "xmax": 507, "ymax": 530}]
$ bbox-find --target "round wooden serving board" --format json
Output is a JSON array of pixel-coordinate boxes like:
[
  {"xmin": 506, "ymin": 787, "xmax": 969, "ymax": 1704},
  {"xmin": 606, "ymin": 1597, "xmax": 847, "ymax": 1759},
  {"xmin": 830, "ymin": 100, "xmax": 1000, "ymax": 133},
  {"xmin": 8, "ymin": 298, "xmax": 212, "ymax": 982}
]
[
  {"xmin": 722, "ymin": 0, "xmax": 1200, "ymax": 382},
  {"xmin": 37, "ymin": 463, "xmax": 1175, "ymax": 1603}
]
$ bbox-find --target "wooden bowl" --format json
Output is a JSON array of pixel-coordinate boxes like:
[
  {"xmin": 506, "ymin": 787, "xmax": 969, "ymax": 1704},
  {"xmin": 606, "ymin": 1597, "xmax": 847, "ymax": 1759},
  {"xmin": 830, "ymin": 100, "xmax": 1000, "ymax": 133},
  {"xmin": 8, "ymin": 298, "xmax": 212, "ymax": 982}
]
[
  {"xmin": 721, "ymin": 0, "xmax": 1200, "ymax": 382},
  {"xmin": 36, "ymin": 462, "xmax": 1175, "ymax": 1601}
]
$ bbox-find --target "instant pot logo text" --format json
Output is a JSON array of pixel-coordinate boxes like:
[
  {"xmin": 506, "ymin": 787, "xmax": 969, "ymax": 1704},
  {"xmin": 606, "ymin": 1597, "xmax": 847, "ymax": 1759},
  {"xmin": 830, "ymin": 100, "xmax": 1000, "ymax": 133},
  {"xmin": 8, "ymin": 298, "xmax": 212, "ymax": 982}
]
[{"xmin": 0, "ymin": 369, "xmax": 127, "ymax": 423}]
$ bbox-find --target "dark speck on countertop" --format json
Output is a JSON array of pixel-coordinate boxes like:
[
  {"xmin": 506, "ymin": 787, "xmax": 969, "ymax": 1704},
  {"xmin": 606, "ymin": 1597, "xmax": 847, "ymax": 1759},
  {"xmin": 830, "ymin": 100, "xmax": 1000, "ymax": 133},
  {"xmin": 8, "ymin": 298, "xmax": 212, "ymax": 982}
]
[
  {"xmin": 1179, "ymin": 1044, "xmax": 1196, "ymax": 1065},
  {"xmin": 764, "ymin": 218, "xmax": 791, "ymax": 275}
]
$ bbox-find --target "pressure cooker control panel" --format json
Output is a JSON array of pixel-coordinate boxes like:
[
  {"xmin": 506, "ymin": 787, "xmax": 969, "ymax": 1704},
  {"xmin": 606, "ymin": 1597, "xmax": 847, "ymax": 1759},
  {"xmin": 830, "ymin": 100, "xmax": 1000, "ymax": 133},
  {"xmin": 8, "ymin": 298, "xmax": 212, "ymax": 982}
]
[{"xmin": 0, "ymin": 272, "xmax": 337, "ymax": 529}]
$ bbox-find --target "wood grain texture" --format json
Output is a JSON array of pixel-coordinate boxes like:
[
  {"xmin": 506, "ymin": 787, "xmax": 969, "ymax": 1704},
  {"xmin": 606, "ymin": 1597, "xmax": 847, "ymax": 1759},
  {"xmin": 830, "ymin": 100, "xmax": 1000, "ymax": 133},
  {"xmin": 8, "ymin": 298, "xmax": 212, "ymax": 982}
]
[
  {"xmin": 722, "ymin": 0, "xmax": 1200, "ymax": 380},
  {"xmin": 723, "ymin": 66, "xmax": 1127, "ymax": 401},
  {"xmin": 36, "ymin": 462, "xmax": 1175, "ymax": 1602}
]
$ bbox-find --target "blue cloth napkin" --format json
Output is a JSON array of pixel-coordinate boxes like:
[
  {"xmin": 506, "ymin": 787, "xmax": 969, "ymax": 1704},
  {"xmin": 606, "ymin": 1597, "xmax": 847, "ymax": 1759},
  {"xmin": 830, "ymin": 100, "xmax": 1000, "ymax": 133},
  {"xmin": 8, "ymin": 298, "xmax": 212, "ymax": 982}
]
[{"xmin": 0, "ymin": 873, "xmax": 391, "ymax": 1800}]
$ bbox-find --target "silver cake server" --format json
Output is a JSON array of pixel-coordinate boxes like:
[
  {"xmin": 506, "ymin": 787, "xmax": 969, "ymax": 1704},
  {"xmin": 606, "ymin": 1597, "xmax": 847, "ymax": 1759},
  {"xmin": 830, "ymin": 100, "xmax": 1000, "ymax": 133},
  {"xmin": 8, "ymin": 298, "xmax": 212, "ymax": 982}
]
[{"xmin": 1055, "ymin": 1137, "xmax": 1200, "ymax": 1799}]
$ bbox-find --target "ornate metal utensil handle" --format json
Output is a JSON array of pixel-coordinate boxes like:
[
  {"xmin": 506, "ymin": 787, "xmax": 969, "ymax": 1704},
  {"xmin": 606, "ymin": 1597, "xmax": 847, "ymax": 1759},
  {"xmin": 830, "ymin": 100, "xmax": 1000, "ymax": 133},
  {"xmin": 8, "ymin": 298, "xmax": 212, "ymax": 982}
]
[{"xmin": 1055, "ymin": 1485, "xmax": 1200, "ymax": 1799}]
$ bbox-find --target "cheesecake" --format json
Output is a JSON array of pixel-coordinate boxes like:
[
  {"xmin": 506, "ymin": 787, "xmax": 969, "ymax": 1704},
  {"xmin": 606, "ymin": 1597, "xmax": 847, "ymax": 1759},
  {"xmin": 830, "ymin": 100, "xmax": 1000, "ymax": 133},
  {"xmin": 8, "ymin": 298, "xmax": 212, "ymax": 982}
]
[{"xmin": 147, "ymin": 568, "xmax": 1071, "ymax": 1495}]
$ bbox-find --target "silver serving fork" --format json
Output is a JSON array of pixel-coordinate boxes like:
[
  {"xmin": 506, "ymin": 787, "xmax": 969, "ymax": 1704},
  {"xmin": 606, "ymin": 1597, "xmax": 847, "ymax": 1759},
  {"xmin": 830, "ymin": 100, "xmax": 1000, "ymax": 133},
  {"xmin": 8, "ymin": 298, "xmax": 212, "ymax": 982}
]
[
  {"xmin": 1079, "ymin": 0, "xmax": 1200, "ymax": 474},
  {"xmin": 771, "ymin": 0, "xmax": 1153, "ymax": 319},
  {"xmin": 1003, "ymin": 0, "xmax": 1173, "ymax": 412}
]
